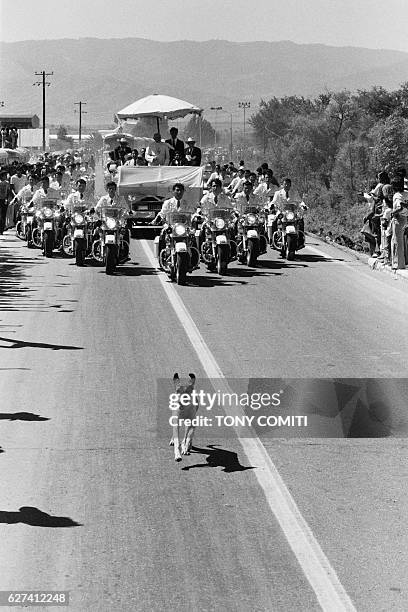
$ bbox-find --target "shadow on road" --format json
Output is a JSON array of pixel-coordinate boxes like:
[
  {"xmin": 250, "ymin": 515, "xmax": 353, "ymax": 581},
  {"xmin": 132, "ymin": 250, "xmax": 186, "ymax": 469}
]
[
  {"xmin": 0, "ymin": 336, "xmax": 83, "ymax": 350},
  {"xmin": 112, "ymin": 265, "xmax": 159, "ymax": 277},
  {"xmin": 182, "ymin": 444, "xmax": 255, "ymax": 473},
  {"xmin": 0, "ymin": 412, "xmax": 50, "ymax": 421},
  {"xmin": 0, "ymin": 507, "xmax": 82, "ymax": 527}
]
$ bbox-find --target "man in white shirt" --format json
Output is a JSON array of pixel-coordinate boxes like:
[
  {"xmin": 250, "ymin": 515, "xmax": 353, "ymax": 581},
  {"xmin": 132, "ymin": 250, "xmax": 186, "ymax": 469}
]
[
  {"xmin": 145, "ymin": 133, "xmax": 170, "ymax": 166},
  {"xmin": 95, "ymin": 181, "xmax": 130, "ymax": 212},
  {"xmin": 205, "ymin": 164, "xmax": 225, "ymax": 189},
  {"xmin": 233, "ymin": 180, "xmax": 261, "ymax": 214},
  {"xmin": 29, "ymin": 175, "xmax": 61, "ymax": 208},
  {"xmin": 200, "ymin": 179, "xmax": 232, "ymax": 215},
  {"xmin": 10, "ymin": 167, "xmax": 27, "ymax": 198},
  {"xmin": 254, "ymin": 170, "xmax": 279, "ymax": 207},
  {"xmin": 152, "ymin": 183, "xmax": 191, "ymax": 225},
  {"xmin": 65, "ymin": 178, "xmax": 88, "ymax": 214}
]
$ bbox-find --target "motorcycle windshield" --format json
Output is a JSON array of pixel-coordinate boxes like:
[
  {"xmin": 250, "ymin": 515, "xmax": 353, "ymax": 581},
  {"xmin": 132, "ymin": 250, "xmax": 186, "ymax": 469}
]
[
  {"xmin": 100, "ymin": 206, "xmax": 122, "ymax": 219},
  {"xmin": 38, "ymin": 200, "xmax": 57, "ymax": 210},
  {"xmin": 166, "ymin": 212, "xmax": 192, "ymax": 226},
  {"xmin": 72, "ymin": 204, "xmax": 88, "ymax": 213},
  {"xmin": 243, "ymin": 206, "xmax": 259, "ymax": 215},
  {"xmin": 207, "ymin": 208, "xmax": 233, "ymax": 220}
]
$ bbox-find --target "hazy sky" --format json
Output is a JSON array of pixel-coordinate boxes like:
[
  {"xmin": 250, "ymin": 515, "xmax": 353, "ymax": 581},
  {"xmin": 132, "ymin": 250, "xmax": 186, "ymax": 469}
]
[{"xmin": 1, "ymin": 0, "xmax": 408, "ymax": 52}]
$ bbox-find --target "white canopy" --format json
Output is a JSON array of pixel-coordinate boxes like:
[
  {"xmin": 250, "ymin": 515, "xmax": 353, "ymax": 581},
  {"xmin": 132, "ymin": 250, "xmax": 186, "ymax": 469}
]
[{"xmin": 116, "ymin": 94, "xmax": 203, "ymax": 121}]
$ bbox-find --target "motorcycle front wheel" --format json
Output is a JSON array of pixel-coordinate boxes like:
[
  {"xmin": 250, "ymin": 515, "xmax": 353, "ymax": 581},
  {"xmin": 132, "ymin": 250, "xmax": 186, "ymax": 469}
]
[
  {"xmin": 43, "ymin": 230, "xmax": 54, "ymax": 257},
  {"xmin": 246, "ymin": 238, "xmax": 258, "ymax": 267},
  {"xmin": 176, "ymin": 251, "xmax": 188, "ymax": 285},
  {"xmin": 217, "ymin": 244, "xmax": 229, "ymax": 275},
  {"xmin": 15, "ymin": 221, "xmax": 25, "ymax": 240},
  {"xmin": 32, "ymin": 228, "xmax": 42, "ymax": 249},
  {"xmin": 287, "ymin": 234, "xmax": 297, "ymax": 260},
  {"xmin": 105, "ymin": 244, "xmax": 117, "ymax": 275},
  {"xmin": 62, "ymin": 235, "xmax": 74, "ymax": 257},
  {"xmin": 74, "ymin": 239, "xmax": 86, "ymax": 266}
]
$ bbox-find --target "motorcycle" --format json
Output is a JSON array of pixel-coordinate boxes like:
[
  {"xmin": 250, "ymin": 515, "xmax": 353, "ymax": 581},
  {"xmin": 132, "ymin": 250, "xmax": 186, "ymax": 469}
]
[
  {"xmin": 31, "ymin": 200, "xmax": 64, "ymax": 257},
  {"xmin": 277, "ymin": 208, "xmax": 301, "ymax": 260},
  {"xmin": 201, "ymin": 207, "xmax": 235, "ymax": 275},
  {"xmin": 15, "ymin": 204, "xmax": 29, "ymax": 241},
  {"xmin": 91, "ymin": 206, "xmax": 130, "ymax": 275},
  {"xmin": 236, "ymin": 206, "xmax": 267, "ymax": 267},
  {"xmin": 159, "ymin": 212, "xmax": 199, "ymax": 285},
  {"xmin": 62, "ymin": 204, "xmax": 95, "ymax": 266}
]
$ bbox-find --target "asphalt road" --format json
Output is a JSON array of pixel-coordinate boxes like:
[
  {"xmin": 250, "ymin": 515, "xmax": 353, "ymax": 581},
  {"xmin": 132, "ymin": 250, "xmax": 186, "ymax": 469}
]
[{"xmin": 0, "ymin": 229, "xmax": 407, "ymax": 612}]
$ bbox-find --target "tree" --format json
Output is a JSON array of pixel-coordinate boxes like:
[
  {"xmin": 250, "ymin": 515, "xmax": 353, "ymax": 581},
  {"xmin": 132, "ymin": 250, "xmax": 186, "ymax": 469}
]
[
  {"xmin": 368, "ymin": 112, "xmax": 408, "ymax": 174},
  {"xmin": 182, "ymin": 116, "xmax": 215, "ymax": 146},
  {"xmin": 57, "ymin": 124, "xmax": 69, "ymax": 140}
]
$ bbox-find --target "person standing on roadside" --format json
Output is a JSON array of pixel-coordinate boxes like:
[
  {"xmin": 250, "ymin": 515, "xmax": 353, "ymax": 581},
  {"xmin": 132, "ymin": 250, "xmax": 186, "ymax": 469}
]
[{"xmin": 0, "ymin": 170, "xmax": 10, "ymax": 234}]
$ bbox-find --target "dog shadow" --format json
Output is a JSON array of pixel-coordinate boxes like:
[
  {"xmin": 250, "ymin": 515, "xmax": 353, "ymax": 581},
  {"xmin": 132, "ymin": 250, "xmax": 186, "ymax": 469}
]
[{"xmin": 181, "ymin": 444, "xmax": 255, "ymax": 473}]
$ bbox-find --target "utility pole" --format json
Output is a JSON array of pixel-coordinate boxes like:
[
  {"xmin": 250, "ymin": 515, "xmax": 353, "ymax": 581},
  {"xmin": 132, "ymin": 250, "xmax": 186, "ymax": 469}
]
[
  {"xmin": 33, "ymin": 70, "xmax": 53, "ymax": 151},
  {"xmin": 74, "ymin": 101, "xmax": 87, "ymax": 145},
  {"xmin": 238, "ymin": 101, "xmax": 250, "ymax": 149},
  {"xmin": 210, "ymin": 106, "xmax": 222, "ymax": 147}
]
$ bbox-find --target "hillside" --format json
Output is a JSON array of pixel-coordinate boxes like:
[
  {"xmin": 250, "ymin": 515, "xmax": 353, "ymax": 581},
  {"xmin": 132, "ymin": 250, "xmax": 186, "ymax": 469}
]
[{"xmin": 2, "ymin": 38, "xmax": 408, "ymax": 126}]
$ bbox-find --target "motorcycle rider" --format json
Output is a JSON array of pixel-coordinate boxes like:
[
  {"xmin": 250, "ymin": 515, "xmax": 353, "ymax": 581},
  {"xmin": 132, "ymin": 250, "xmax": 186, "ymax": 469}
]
[
  {"xmin": 151, "ymin": 183, "xmax": 192, "ymax": 255},
  {"xmin": 199, "ymin": 178, "xmax": 235, "ymax": 259},
  {"xmin": 272, "ymin": 178, "xmax": 308, "ymax": 249},
  {"xmin": 65, "ymin": 178, "xmax": 88, "ymax": 214},
  {"xmin": 95, "ymin": 181, "xmax": 131, "ymax": 262},
  {"xmin": 233, "ymin": 180, "xmax": 260, "ymax": 214}
]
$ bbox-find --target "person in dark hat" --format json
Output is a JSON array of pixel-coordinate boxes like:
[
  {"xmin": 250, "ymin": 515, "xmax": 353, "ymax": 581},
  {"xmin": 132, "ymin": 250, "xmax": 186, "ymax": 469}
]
[
  {"xmin": 165, "ymin": 127, "xmax": 185, "ymax": 165},
  {"xmin": 184, "ymin": 137, "xmax": 201, "ymax": 166}
]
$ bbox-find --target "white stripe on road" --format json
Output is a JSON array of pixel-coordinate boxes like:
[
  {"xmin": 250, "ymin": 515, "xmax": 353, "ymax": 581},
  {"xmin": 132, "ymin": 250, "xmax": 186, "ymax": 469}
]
[{"xmin": 140, "ymin": 239, "xmax": 356, "ymax": 612}]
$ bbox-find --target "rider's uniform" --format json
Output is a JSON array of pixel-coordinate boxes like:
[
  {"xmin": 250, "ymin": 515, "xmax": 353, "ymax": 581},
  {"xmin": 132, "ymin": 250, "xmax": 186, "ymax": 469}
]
[
  {"xmin": 29, "ymin": 187, "xmax": 60, "ymax": 209},
  {"xmin": 253, "ymin": 182, "xmax": 279, "ymax": 207},
  {"xmin": 271, "ymin": 188, "xmax": 307, "ymax": 216},
  {"xmin": 95, "ymin": 194, "xmax": 130, "ymax": 212},
  {"xmin": 16, "ymin": 184, "xmax": 36, "ymax": 204},
  {"xmin": 156, "ymin": 197, "xmax": 191, "ymax": 223},
  {"xmin": 65, "ymin": 191, "xmax": 87, "ymax": 214}
]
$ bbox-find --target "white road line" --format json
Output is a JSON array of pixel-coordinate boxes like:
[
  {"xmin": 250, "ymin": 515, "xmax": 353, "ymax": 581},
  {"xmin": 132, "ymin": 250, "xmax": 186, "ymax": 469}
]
[{"xmin": 140, "ymin": 239, "xmax": 356, "ymax": 612}]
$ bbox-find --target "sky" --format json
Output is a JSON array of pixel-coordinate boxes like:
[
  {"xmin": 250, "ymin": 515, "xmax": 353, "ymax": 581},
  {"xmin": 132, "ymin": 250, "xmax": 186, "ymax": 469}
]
[{"xmin": 1, "ymin": 0, "xmax": 408, "ymax": 52}]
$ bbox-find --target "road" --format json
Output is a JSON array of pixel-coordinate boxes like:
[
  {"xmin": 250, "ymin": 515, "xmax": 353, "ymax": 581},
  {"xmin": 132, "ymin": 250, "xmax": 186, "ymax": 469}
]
[{"xmin": 0, "ymin": 228, "xmax": 407, "ymax": 612}]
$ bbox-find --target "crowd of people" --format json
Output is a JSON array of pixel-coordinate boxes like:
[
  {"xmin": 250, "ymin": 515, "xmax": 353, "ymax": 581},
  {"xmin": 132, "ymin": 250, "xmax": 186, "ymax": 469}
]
[
  {"xmin": 0, "ymin": 126, "xmax": 19, "ymax": 149},
  {"xmin": 0, "ymin": 149, "xmax": 96, "ymax": 234},
  {"xmin": 361, "ymin": 168, "xmax": 408, "ymax": 270}
]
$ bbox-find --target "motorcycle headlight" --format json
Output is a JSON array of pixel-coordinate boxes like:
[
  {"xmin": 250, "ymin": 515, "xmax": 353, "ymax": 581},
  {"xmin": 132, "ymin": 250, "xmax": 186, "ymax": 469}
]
[
  {"xmin": 215, "ymin": 218, "xmax": 225, "ymax": 229},
  {"xmin": 74, "ymin": 213, "xmax": 84, "ymax": 224},
  {"xmin": 285, "ymin": 211, "xmax": 295, "ymax": 221},
  {"xmin": 54, "ymin": 212, "xmax": 61, "ymax": 219},
  {"xmin": 174, "ymin": 223, "xmax": 186, "ymax": 236},
  {"xmin": 106, "ymin": 217, "xmax": 117, "ymax": 230},
  {"xmin": 247, "ymin": 214, "xmax": 257, "ymax": 225},
  {"xmin": 35, "ymin": 210, "xmax": 42, "ymax": 218},
  {"xmin": 44, "ymin": 208, "xmax": 53, "ymax": 218}
]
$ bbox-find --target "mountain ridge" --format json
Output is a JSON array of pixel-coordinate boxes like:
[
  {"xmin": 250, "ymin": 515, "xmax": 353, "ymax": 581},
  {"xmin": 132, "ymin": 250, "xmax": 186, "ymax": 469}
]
[{"xmin": 2, "ymin": 38, "xmax": 408, "ymax": 126}]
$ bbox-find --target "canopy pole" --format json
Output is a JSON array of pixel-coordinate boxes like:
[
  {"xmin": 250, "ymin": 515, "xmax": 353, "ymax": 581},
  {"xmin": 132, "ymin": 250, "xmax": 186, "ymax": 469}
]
[{"xmin": 156, "ymin": 117, "xmax": 160, "ymax": 135}]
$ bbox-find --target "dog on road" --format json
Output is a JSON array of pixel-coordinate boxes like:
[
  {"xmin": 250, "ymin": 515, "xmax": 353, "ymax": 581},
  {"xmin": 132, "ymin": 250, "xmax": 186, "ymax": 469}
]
[{"xmin": 170, "ymin": 373, "xmax": 197, "ymax": 462}]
